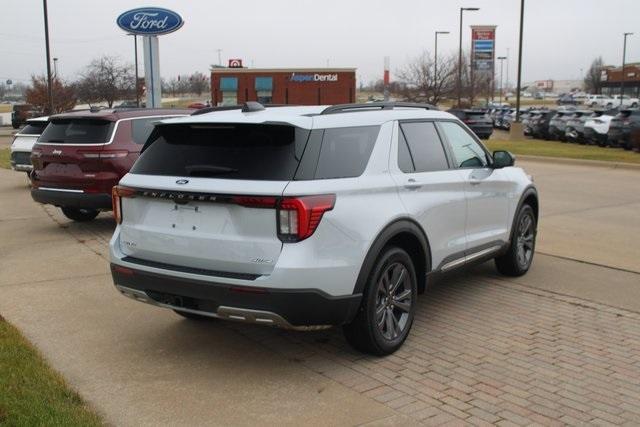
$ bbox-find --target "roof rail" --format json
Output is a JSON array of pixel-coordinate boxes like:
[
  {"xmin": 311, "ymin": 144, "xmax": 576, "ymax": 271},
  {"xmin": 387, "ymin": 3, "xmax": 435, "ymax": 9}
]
[
  {"xmin": 320, "ymin": 102, "xmax": 438, "ymax": 115},
  {"xmin": 190, "ymin": 102, "xmax": 291, "ymax": 116}
]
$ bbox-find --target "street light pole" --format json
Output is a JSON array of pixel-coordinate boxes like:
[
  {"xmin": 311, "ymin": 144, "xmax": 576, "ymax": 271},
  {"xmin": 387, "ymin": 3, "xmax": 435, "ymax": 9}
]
[
  {"xmin": 42, "ymin": 0, "xmax": 53, "ymax": 114},
  {"xmin": 621, "ymin": 32, "xmax": 633, "ymax": 106},
  {"xmin": 53, "ymin": 57, "xmax": 58, "ymax": 78},
  {"xmin": 497, "ymin": 56, "xmax": 507, "ymax": 104},
  {"xmin": 457, "ymin": 7, "xmax": 479, "ymax": 107},
  {"xmin": 515, "ymin": 0, "xmax": 525, "ymax": 122},
  {"xmin": 435, "ymin": 31, "xmax": 449, "ymax": 99}
]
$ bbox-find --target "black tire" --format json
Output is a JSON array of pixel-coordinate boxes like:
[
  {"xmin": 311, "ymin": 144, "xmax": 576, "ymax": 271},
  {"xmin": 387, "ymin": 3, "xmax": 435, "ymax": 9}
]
[
  {"xmin": 343, "ymin": 246, "xmax": 418, "ymax": 356},
  {"xmin": 173, "ymin": 309, "xmax": 216, "ymax": 321},
  {"xmin": 495, "ymin": 205, "xmax": 537, "ymax": 277},
  {"xmin": 60, "ymin": 207, "xmax": 100, "ymax": 222}
]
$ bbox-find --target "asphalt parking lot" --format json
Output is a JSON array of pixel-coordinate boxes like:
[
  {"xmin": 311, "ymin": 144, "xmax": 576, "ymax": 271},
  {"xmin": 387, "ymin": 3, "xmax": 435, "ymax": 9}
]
[{"xmin": 1, "ymin": 160, "xmax": 640, "ymax": 426}]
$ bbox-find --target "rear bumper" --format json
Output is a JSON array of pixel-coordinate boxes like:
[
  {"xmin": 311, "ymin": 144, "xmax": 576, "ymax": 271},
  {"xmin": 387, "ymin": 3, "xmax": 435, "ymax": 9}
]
[
  {"xmin": 31, "ymin": 188, "xmax": 112, "ymax": 209},
  {"xmin": 10, "ymin": 151, "xmax": 33, "ymax": 172},
  {"xmin": 110, "ymin": 263, "xmax": 362, "ymax": 328}
]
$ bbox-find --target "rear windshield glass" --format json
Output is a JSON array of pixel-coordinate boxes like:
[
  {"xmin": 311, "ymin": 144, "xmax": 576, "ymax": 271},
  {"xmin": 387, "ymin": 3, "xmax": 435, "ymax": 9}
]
[
  {"xmin": 132, "ymin": 124, "xmax": 310, "ymax": 181},
  {"xmin": 39, "ymin": 119, "xmax": 114, "ymax": 144},
  {"xmin": 20, "ymin": 122, "xmax": 48, "ymax": 135}
]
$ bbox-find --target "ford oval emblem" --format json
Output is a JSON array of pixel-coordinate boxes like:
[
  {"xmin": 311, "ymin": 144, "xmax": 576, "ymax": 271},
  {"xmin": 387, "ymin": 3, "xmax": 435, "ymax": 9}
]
[
  {"xmin": 176, "ymin": 179, "xmax": 189, "ymax": 185},
  {"xmin": 116, "ymin": 7, "xmax": 184, "ymax": 36}
]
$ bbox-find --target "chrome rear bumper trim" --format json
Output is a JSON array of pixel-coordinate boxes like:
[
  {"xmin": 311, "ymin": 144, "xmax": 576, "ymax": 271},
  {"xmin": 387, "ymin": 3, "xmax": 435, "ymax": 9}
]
[
  {"xmin": 115, "ymin": 285, "xmax": 331, "ymax": 331},
  {"xmin": 37, "ymin": 187, "xmax": 84, "ymax": 193}
]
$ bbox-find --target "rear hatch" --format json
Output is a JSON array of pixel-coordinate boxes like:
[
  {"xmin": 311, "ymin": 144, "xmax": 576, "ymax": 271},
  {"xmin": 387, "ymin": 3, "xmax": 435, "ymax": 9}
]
[
  {"xmin": 462, "ymin": 111, "xmax": 491, "ymax": 125},
  {"xmin": 31, "ymin": 118, "xmax": 115, "ymax": 192},
  {"xmin": 116, "ymin": 123, "xmax": 312, "ymax": 276},
  {"xmin": 609, "ymin": 110, "xmax": 632, "ymax": 137}
]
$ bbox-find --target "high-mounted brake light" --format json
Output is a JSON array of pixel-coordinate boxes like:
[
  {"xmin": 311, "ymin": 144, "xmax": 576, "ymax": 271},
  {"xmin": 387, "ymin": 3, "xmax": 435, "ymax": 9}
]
[
  {"xmin": 112, "ymin": 185, "xmax": 136, "ymax": 224},
  {"xmin": 277, "ymin": 195, "xmax": 336, "ymax": 242}
]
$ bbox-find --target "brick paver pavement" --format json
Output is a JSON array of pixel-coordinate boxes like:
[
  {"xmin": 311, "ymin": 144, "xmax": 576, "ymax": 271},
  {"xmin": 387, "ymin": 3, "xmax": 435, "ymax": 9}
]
[
  {"xmin": 228, "ymin": 277, "xmax": 640, "ymax": 426},
  {"xmin": 48, "ymin": 207, "xmax": 640, "ymax": 426}
]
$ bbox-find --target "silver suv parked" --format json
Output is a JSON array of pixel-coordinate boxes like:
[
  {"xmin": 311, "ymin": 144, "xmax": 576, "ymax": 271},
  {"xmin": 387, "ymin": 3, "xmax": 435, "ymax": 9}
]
[{"xmin": 110, "ymin": 102, "xmax": 539, "ymax": 355}]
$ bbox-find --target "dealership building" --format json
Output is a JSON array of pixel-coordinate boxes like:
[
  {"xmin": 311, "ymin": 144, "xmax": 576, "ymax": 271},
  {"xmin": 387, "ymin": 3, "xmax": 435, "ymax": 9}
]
[
  {"xmin": 210, "ymin": 65, "xmax": 356, "ymax": 106},
  {"xmin": 601, "ymin": 63, "xmax": 640, "ymax": 97}
]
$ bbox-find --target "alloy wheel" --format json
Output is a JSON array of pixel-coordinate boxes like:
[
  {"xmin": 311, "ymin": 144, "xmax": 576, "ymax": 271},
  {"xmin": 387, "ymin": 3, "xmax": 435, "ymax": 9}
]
[
  {"xmin": 516, "ymin": 213, "xmax": 535, "ymax": 269},
  {"xmin": 375, "ymin": 262, "xmax": 412, "ymax": 341}
]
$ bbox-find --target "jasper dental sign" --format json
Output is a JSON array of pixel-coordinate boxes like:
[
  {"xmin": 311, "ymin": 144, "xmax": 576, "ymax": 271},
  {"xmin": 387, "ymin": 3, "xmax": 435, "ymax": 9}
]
[
  {"xmin": 290, "ymin": 73, "xmax": 339, "ymax": 83},
  {"xmin": 117, "ymin": 7, "xmax": 184, "ymax": 36}
]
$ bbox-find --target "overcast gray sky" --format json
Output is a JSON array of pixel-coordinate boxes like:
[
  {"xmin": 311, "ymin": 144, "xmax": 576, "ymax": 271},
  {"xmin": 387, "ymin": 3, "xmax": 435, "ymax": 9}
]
[{"xmin": 1, "ymin": 0, "xmax": 638, "ymax": 87}]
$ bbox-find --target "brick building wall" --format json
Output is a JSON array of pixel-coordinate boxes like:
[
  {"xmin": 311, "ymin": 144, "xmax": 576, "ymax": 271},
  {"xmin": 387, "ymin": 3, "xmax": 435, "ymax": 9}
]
[{"xmin": 211, "ymin": 68, "xmax": 356, "ymax": 106}]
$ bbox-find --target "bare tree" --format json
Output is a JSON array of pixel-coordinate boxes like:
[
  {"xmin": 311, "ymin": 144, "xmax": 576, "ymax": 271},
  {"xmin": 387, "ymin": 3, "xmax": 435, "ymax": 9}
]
[
  {"xmin": 76, "ymin": 56, "xmax": 134, "ymax": 107},
  {"xmin": 584, "ymin": 57, "xmax": 604, "ymax": 94},
  {"xmin": 188, "ymin": 72, "xmax": 210, "ymax": 96},
  {"xmin": 0, "ymin": 82, "xmax": 6, "ymax": 100},
  {"xmin": 25, "ymin": 75, "xmax": 77, "ymax": 114},
  {"xmin": 396, "ymin": 51, "xmax": 456, "ymax": 105}
]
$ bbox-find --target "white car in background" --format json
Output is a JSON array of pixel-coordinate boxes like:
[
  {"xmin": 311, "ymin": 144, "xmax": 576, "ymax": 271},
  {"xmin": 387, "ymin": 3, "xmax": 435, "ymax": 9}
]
[
  {"xmin": 611, "ymin": 95, "xmax": 639, "ymax": 108},
  {"xmin": 585, "ymin": 95, "xmax": 614, "ymax": 108},
  {"xmin": 10, "ymin": 116, "xmax": 49, "ymax": 173},
  {"xmin": 583, "ymin": 109, "xmax": 618, "ymax": 146}
]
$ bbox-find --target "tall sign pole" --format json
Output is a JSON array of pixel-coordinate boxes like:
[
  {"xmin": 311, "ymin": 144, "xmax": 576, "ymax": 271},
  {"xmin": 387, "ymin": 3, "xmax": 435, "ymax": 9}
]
[
  {"xmin": 117, "ymin": 7, "xmax": 184, "ymax": 109},
  {"xmin": 42, "ymin": 0, "xmax": 53, "ymax": 114},
  {"xmin": 470, "ymin": 26, "xmax": 496, "ymax": 105}
]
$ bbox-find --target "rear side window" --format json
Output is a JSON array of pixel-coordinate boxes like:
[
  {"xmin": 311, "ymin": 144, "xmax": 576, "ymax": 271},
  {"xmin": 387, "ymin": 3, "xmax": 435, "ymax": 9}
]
[
  {"xmin": 39, "ymin": 119, "xmax": 114, "ymax": 144},
  {"xmin": 132, "ymin": 124, "xmax": 310, "ymax": 181},
  {"xmin": 131, "ymin": 117, "xmax": 179, "ymax": 145},
  {"xmin": 312, "ymin": 126, "xmax": 380, "ymax": 179},
  {"xmin": 398, "ymin": 122, "xmax": 449, "ymax": 173},
  {"xmin": 20, "ymin": 122, "xmax": 48, "ymax": 135}
]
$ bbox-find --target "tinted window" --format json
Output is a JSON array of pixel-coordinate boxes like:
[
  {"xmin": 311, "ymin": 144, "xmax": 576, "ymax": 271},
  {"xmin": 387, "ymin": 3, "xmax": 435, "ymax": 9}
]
[
  {"xmin": 439, "ymin": 121, "xmax": 488, "ymax": 168},
  {"xmin": 313, "ymin": 126, "xmax": 380, "ymax": 179},
  {"xmin": 399, "ymin": 122, "xmax": 449, "ymax": 173},
  {"xmin": 132, "ymin": 124, "xmax": 310, "ymax": 181},
  {"xmin": 39, "ymin": 119, "xmax": 114, "ymax": 144},
  {"xmin": 131, "ymin": 117, "xmax": 179, "ymax": 145},
  {"xmin": 20, "ymin": 122, "xmax": 48, "ymax": 135},
  {"xmin": 398, "ymin": 131, "xmax": 414, "ymax": 173}
]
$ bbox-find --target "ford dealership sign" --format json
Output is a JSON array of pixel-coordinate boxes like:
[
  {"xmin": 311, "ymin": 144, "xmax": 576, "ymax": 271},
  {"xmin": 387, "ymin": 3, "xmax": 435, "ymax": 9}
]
[{"xmin": 117, "ymin": 7, "xmax": 183, "ymax": 36}]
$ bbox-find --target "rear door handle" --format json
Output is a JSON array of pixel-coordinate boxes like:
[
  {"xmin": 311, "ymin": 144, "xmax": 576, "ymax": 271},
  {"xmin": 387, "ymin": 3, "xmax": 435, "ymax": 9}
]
[
  {"xmin": 404, "ymin": 178, "xmax": 422, "ymax": 190},
  {"xmin": 469, "ymin": 180, "xmax": 481, "ymax": 186}
]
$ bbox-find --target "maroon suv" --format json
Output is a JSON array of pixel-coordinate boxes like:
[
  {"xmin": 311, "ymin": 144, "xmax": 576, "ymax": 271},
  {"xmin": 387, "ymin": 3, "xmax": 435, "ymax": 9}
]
[{"xmin": 31, "ymin": 108, "xmax": 190, "ymax": 221}]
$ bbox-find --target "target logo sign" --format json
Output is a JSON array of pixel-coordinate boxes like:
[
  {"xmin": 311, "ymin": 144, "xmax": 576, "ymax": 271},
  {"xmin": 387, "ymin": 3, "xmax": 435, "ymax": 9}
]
[{"xmin": 228, "ymin": 59, "xmax": 243, "ymax": 68}]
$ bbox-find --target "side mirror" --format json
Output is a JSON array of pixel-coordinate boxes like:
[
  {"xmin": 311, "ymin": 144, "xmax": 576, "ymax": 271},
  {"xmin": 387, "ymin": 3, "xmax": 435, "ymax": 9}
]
[{"xmin": 493, "ymin": 150, "xmax": 515, "ymax": 168}]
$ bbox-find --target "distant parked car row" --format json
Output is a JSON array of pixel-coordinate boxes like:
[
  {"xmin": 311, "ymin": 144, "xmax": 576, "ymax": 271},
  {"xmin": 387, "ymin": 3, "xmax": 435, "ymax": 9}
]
[
  {"xmin": 556, "ymin": 93, "xmax": 639, "ymax": 109},
  {"xmin": 522, "ymin": 107, "xmax": 640, "ymax": 150}
]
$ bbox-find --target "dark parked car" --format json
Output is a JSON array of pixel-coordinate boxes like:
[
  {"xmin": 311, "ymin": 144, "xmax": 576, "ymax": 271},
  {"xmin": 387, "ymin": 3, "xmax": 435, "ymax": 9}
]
[
  {"xmin": 30, "ymin": 108, "xmax": 191, "ymax": 221},
  {"xmin": 11, "ymin": 104, "xmax": 42, "ymax": 129},
  {"xmin": 556, "ymin": 94, "xmax": 578, "ymax": 106},
  {"xmin": 529, "ymin": 110, "xmax": 556, "ymax": 140},
  {"xmin": 608, "ymin": 109, "xmax": 640, "ymax": 150},
  {"xmin": 564, "ymin": 110, "xmax": 594, "ymax": 144},
  {"xmin": 548, "ymin": 110, "xmax": 575, "ymax": 141},
  {"xmin": 447, "ymin": 109, "xmax": 493, "ymax": 139}
]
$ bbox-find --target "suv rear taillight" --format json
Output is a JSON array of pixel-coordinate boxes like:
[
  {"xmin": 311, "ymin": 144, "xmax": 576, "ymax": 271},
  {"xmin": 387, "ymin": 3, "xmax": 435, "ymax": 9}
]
[
  {"xmin": 112, "ymin": 185, "xmax": 137, "ymax": 224},
  {"xmin": 79, "ymin": 150, "xmax": 129, "ymax": 159},
  {"xmin": 277, "ymin": 195, "xmax": 336, "ymax": 242}
]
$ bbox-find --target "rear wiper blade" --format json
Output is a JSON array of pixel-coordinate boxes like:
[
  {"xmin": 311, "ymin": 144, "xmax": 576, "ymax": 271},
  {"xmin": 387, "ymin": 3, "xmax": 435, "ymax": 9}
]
[
  {"xmin": 42, "ymin": 139, "xmax": 65, "ymax": 143},
  {"xmin": 185, "ymin": 165, "xmax": 238, "ymax": 177}
]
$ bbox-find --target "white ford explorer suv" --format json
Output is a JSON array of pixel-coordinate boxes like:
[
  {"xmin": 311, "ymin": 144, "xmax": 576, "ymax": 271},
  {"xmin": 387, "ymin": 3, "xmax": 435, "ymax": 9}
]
[{"xmin": 109, "ymin": 102, "xmax": 538, "ymax": 355}]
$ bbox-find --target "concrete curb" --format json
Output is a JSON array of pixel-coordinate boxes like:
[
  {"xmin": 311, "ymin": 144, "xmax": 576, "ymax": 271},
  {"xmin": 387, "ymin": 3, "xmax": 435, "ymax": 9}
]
[{"xmin": 517, "ymin": 154, "xmax": 640, "ymax": 171}]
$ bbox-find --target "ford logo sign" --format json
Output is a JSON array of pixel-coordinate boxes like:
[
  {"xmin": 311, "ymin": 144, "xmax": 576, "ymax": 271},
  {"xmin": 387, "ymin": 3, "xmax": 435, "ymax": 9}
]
[
  {"xmin": 117, "ymin": 7, "xmax": 184, "ymax": 36},
  {"xmin": 175, "ymin": 179, "xmax": 189, "ymax": 185}
]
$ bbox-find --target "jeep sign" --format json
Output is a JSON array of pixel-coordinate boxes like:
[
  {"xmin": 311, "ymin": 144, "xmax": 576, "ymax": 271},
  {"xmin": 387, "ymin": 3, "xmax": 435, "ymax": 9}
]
[{"xmin": 117, "ymin": 7, "xmax": 184, "ymax": 36}]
